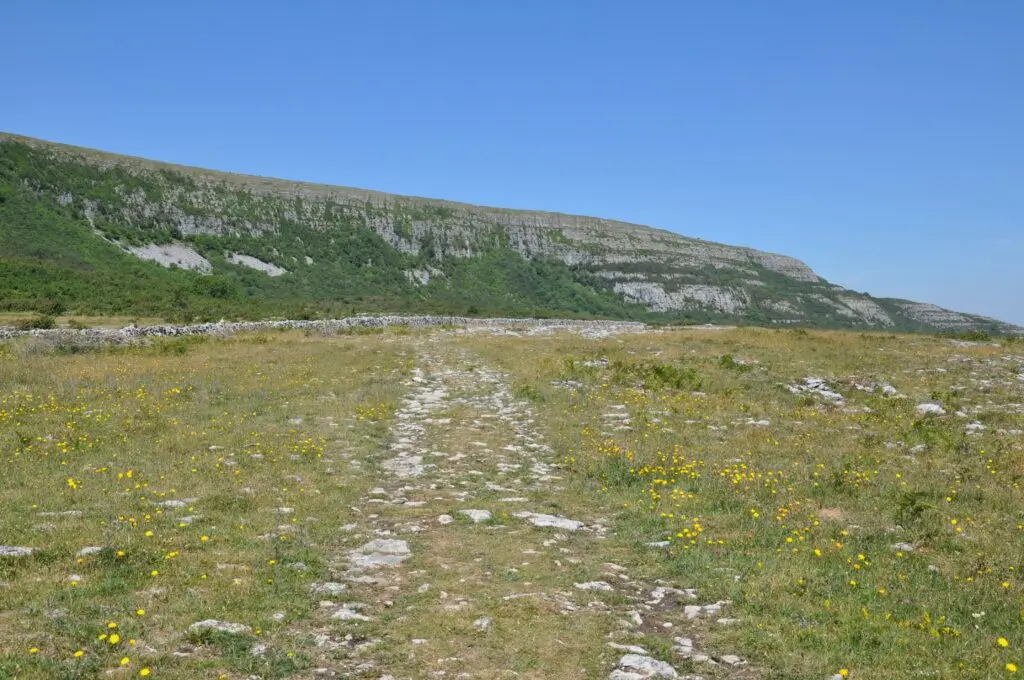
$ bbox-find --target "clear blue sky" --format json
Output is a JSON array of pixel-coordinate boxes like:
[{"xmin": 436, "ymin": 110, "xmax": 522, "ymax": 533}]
[{"xmin": 2, "ymin": 2, "xmax": 1022, "ymax": 323}]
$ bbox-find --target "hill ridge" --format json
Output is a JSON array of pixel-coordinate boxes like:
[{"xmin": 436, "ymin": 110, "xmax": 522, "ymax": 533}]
[
  {"xmin": 0, "ymin": 131, "xmax": 813, "ymax": 272},
  {"xmin": 0, "ymin": 132, "xmax": 1017, "ymax": 334}
]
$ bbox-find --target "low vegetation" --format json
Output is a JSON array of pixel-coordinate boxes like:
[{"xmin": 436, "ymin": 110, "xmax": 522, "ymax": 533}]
[{"xmin": 1, "ymin": 324, "xmax": 1021, "ymax": 679}]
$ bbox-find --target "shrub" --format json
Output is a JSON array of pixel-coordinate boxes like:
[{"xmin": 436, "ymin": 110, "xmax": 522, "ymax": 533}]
[{"xmin": 16, "ymin": 314, "xmax": 56, "ymax": 330}]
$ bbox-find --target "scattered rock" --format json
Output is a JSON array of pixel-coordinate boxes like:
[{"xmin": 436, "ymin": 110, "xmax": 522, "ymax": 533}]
[
  {"xmin": 786, "ymin": 377, "xmax": 845, "ymax": 404},
  {"xmin": 0, "ymin": 546, "xmax": 33, "ymax": 557},
  {"xmin": 575, "ymin": 581, "xmax": 614, "ymax": 592},
  {"xmin": 348, "ymin": 539, "xmax": 412, "ymax": 570},
  {"xmin": 332, "ymin": 604, "xmax": 373, "ymax": 622},
  {"xmin": 683, "ymin": 601, "xmax": 730, "ymax": 620},
  {"xmin": 611, "ymin": 653, "xmax": 678, "ymax": 679},
  {"xmin": 310, "ymin": 582, "xmax": 348, "ymax": 596},
  {"xmin": 459, "ymin": 509, "xmax": 492, "ymax": 523},
  {"xmin": 513, "ymin": 511, "xmax": 584, "ymax": 531},
  {"xmin": 188, "ymin": 619, "xmax": 252, "ymax": 635},
  {"xmin": 37, "ymin": 510, "xmax": 83, "ymax": 518},
  {"xmin": 916, "ymin": 403, "xmax": 946, "ymax": 416},
  {"xmin": 608, "ymin": 643, "xmax": 649, "ymax": 655}
]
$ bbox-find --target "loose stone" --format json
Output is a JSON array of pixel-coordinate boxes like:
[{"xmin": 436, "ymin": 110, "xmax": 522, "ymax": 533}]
[{"xmin": 188, "ymin": 620, "xmax": 252, "ymax": 635}]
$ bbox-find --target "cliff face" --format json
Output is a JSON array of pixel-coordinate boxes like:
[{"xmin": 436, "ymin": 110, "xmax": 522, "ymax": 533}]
[{"xmin": 0, "ymin": 132, "xmax": 1017, "ymax": 333}]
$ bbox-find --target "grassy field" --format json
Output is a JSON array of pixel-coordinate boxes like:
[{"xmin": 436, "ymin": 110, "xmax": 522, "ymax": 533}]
[{"xmin": 1, "ymin": 325, "xmax": 1022, "ymax": 679}]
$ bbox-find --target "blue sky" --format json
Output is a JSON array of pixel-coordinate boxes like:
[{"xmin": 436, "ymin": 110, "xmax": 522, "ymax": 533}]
[{"xmin": 2, "ymin": 2, "xmax": 1022, "ymax": 323}]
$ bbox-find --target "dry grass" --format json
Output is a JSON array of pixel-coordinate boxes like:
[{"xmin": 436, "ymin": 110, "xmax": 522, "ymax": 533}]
[{"xmin": 1, "ymin": 326, "xmax": 1022, "ymax": 679}]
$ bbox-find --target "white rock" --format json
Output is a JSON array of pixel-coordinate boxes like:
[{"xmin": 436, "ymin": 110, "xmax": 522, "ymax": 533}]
[
  {"xmin": 614, "ymin": 653, "xmax": 678, "ymax": 678},
  {"xmin": 473, "ymin": 616, "xmax": 492, "ymax": 631},
  {"xmin": 188, "ymin": 619, "xmax": 252, "ymax": 635},
  {"xmin": 127, "ymin": 244, "xmax": 212, "ymax": 273},
  {"xmin": 348, "ymin": 539, "xmax": 412, "ymax": 570},
  {"xmin": 575, "ymin": 581, "xmax": 614, "ymax": 592},
  {"xmin": 76, "ymin": 546, "xmax": 103, "ymax": 557},
  {"xmin": 310, "ymin": 582, "xmax": 348, "ymax": 596},
  {"xmin": 0, "ymin": 546, "xmax": 33, "ymax": 557},
  {"xmin": 438, "ymin": 514, "xmax": 455, "ymax": 525},
  {"xmin": 916, "ymin": 403, "xmax": 946, "ymax": 415},
  {"xmin": 459, "ymin": 509, "xmax": 492, "ymax": 523},
  {"xmin": 331, "ymin": 606, "xmax": 372, "ymax": 622},
  {"xmin": 226, "ymin": 252, "xmax": 288, "ymax": 276},
  {"xmin": 513, "ymin": 511, "xmax": 585, "ymax": 531},
  {"xmin": 37, "ymin": 510, "xmax": 83, "ymax": 518}
]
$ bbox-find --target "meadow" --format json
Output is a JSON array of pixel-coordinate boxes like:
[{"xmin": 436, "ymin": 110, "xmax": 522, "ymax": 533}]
[{"xmin": 1, "ymin": 323, "xmax": 1021, "ymax": 679}]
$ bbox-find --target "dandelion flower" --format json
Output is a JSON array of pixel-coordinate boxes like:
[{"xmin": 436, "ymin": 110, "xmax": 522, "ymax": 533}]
[{"xmin": 1001, "ymin": 638, "xmax": 1011, "ymax": 648}]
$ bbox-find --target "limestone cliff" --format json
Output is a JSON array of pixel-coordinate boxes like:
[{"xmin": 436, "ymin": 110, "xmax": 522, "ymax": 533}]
[{"xmin": 0, "ymin": 132, "xmax": 1017, "ymax": 333}]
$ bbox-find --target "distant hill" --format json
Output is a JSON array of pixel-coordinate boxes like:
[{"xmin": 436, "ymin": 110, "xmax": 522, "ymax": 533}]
[{"xmin": 0, "ymin": 132, "xmax": 1017, "ymax": 333}]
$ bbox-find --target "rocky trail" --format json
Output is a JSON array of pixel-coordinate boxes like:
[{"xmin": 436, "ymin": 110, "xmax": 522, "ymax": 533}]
[{"xmin": 285, "ymin": 337, "xmax": 755, "ymax": 680}]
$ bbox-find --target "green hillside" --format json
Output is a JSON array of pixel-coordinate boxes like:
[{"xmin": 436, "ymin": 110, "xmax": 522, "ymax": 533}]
[{"xmin": 0, "ymin": 134, "xmax": 1016, "ymax": 333}]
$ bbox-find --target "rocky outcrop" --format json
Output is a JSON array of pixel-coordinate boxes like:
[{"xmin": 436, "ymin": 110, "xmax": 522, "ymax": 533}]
[
  {"xmin": 125, "ymin": 244, "xmax": 212, "ymax": 273},
  {"xmin": 0, "ymin": 315, "xmax": 649, "ymax": 344},
  {"xmin": 614, "ymin": 283, "xmax": 749, "ymax": 314}
]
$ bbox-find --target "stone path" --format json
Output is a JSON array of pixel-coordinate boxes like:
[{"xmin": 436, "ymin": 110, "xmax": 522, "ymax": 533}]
[{"xmin": 285, "ymin": 338, "xmax": 753, "ymax": 679}]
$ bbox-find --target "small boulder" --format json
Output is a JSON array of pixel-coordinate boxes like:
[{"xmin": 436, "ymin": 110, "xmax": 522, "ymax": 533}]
[
  {"xmin": 0, "ymin": 546, "xmax": 33, "ymax": 557},
  {"xmin": 188, "ymin": 619, "xmax": 252, "ymax": 635},
  {"xmin": 459, "ymin": 509, "xmax": 492, "ymax": 523}
]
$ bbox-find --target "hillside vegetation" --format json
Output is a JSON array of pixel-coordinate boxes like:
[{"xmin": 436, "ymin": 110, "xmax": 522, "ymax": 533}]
[{"xmin": 0, "ymin": 133, "xmax": 1017, "ymax": 333}]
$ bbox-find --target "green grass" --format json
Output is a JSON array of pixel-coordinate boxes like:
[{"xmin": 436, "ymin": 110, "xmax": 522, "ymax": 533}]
[{"xmin": 1, "ymin": 325, "xmax": 1021, "ymax": 679}]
